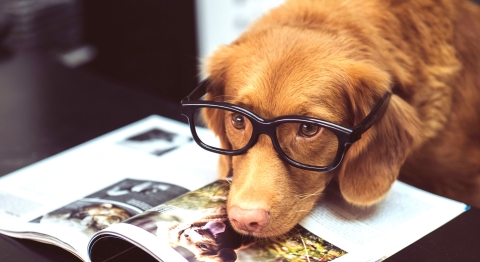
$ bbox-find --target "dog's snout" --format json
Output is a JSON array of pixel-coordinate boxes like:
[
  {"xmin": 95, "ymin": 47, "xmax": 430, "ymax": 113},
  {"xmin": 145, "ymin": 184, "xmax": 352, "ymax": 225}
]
[{"xmin": 229, "ymin": 205, "xmax": 269, "ymax": 233}]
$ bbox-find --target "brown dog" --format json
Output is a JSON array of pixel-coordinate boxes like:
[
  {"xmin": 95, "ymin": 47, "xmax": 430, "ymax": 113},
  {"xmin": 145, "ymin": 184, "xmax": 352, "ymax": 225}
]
[{"xmin": 198, "ymin": 0, "xmax": 480, "ymax": 238}]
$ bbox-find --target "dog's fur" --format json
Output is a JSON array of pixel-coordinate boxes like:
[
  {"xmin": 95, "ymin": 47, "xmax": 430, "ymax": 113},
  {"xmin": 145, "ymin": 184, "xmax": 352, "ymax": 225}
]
[{"xmin": 201, "ymin": 0, "xmax": 480, "ymax": 237}]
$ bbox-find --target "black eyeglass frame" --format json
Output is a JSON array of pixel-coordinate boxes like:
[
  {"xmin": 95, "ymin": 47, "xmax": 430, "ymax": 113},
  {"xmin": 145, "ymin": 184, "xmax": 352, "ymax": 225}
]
[{"xmin": 181, "ymin": 80, "xmax": 392, "ymax": 172}]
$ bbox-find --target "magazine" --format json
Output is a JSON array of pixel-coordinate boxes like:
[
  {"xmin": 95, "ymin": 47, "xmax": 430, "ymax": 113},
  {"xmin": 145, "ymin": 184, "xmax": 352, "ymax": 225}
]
[{"xmin": 0, "ymin": 115, "xmax": 468, "ymax": 262}]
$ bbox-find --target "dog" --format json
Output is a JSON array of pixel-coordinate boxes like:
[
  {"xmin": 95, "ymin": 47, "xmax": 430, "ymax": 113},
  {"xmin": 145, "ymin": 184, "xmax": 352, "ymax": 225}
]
[
  {"xmin": 198, "ymin": 0, "xmax": 480, "ymax": 238},
  {"xmin": 40, "ymin": 203, "xmax": 132, "ymax": 237},
  {"xmin": 156, "ymin": 206, "xmax": 255, "ymax": 262}
]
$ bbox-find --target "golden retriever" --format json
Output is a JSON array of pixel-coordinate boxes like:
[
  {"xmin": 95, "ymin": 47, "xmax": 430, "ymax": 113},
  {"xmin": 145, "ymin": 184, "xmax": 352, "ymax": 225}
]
[{"xmin": 198, "ymin": 0, "xmax": 480, "ymax": 238}]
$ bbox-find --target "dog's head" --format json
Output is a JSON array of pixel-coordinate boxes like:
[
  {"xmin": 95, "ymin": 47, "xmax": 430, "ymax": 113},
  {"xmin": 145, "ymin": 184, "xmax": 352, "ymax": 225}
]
[
  {"xmin": 200, "ymin": 14, "xmax": 420, "ymax": 238},
  {"xmin": 71, "ymin": 203, "xmax": 131, "ymax": 231},
  {"xmin": 168, "ymin": 220, "xmax": 255, "ymax": 262}
]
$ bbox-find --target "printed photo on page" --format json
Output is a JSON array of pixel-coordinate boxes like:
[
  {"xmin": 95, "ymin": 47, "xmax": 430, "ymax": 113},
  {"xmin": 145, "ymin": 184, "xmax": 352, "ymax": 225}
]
[
  {"xmin": 30, "ymin": 178, "xmax": 189, "ymax": 238},
  {"xmin": 122, "ymin": 180, "xmax": 346, "ymax": 262}
]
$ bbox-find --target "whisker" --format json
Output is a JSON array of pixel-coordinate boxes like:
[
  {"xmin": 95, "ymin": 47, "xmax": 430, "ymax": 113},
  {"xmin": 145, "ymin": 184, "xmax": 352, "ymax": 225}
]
[
  {"xmin": 297, "ymin": 193, "xmax": 319, "ymax": 200},
  {"xmin": 200, "ymin": 74, "xmax": 245, "ymax": 103},
  {"xmin": 296, "ymin": 188, "xmax": 324, "ymax": 201},
  {"xmin": 207, "ymin": 73, "xmax": 231, "ymax": 86},
  {"xmin": 294, "ymin": 209, "xmax": 311, "ymax": 213}
]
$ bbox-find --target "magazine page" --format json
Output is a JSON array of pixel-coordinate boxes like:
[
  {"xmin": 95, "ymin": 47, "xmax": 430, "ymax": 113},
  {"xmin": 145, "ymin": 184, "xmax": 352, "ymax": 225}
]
[
  {"xmin": 0, "ymin": 115, "xmax": 220, "ymax": 261},
  {"xmin": 90, "ymin": 180, "xmax": 347, "ymax": 262},
  {"xmin": 90, "ymin": 179, "xmax": 467, "ymax": 262},
  {"xmin": 300, "ymin": 181, "xmax": 467, "ymax": 262}
]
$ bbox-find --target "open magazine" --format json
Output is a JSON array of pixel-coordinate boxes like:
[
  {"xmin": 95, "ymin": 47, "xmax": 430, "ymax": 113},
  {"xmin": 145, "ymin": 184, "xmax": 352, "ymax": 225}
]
[{"xmin": 0, "ymin": 115, "xmax": 468, "ymax": 262}]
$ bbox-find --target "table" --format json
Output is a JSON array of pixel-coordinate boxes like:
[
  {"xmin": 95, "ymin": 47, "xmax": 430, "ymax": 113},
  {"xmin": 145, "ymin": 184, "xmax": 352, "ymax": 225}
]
[{"xmin": 0, "ymin": 52, "xmax": 479, "ymax": 261}]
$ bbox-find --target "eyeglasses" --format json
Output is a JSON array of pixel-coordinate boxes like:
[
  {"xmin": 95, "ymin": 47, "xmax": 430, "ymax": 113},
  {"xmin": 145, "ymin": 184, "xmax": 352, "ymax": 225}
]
[{"xmin": 181, "ymin": 80, "xmax": 391, "ymax": 172}]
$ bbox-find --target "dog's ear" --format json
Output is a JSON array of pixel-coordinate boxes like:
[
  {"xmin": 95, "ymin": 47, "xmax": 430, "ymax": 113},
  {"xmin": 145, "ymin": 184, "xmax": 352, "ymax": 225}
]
[
  {"xmin": 201, "ymin": 78, "xmax": 233, "ymax": 178},
  {"xmin": 337, "ymin": 65, "xmax": 421, "ymax": 206},
  {"xmin": 215, "ymin": 248, "xmax": 237, "ymax": 262}
]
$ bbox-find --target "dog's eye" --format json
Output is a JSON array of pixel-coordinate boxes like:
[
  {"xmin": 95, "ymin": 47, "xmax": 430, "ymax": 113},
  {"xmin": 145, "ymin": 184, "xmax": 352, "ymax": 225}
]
[
  {"xmin": 299, "ymin": 123, "xmax": 320, "ymax": 137},
  {"xmin": 231, "ymin": 114, "xmax": 246, "ymax": 130},
  {"xmin": 199, "ymin": 244, "xmax": 208, "ymax": 249}
]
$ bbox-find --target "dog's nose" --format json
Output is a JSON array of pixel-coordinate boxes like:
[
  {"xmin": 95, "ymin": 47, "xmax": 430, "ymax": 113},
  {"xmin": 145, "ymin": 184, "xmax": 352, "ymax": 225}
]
[{"xmin": 229, "ymin": 205, "xmax": 269, "ymax": 233}]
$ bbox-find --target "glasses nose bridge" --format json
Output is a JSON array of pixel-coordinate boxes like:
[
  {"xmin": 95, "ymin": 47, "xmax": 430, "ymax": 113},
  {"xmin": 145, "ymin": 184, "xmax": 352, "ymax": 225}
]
[{"xmin": 250, "ymin": 121, "xmax": 278, "ymax": 148}]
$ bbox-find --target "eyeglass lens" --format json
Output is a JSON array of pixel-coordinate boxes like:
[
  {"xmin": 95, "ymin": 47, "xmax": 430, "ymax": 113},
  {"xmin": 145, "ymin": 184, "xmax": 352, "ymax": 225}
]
[
  {"xmin": 276, "ymin": 122, "xmax": 338, "ymax": 167},
  {"xmin": 193, "ymin": 107, "xmax": 339, "ymax": 167},
  {"xmin": 195, "ymin": 108, "xmax": 253, "ymax": 150}
]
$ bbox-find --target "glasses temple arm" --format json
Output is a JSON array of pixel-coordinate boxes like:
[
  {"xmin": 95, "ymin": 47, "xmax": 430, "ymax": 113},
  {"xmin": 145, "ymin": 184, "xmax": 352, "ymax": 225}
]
[
  {"xmin": 351, "ymin": 92, "xmax": 392, "ymax": 142},
  {"xmin": 182, "ymin": 79, "xmax": 210, "ymax": 102}
]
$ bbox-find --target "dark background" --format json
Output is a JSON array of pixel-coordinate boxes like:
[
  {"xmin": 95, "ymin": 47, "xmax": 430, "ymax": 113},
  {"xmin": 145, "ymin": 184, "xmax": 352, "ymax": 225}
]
[
  {"xmin": 0, "ymin": 0, "xmax": 199, "ymax": 103},
  {"xmin": 80, "ymin": 0, "xmax": 198, "ymax": 103}
]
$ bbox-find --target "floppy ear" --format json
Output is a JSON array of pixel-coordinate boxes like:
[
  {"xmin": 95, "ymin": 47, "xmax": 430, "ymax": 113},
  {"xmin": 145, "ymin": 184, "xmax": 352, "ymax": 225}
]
[
  {"xmin": 215, "ymin": 248, "xmax": 237, "ymax": 262},
  {"xmin": 201, "ymin": 78, "xmax": 233, "ymax": 179},
  {"xmin": 338, "ymin": 93, "xmax": 421, "ymax": 205},
  {"xmin": 334, "ymin": 62, "xmax": 421, "ymax": 205}
]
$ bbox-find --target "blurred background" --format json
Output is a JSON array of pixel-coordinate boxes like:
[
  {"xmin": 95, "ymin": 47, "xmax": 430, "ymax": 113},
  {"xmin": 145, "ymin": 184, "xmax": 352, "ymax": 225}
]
[
  {"xmin": 0, "ymin": 0, "xmax": 479, "ymax": 103},
  {"xmin": 0, "ymin": 0, "xmax": 283, "ymax": 103}
]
